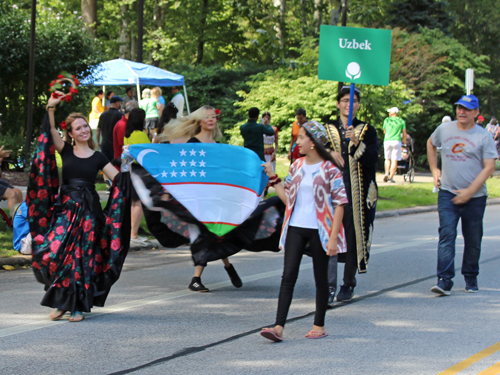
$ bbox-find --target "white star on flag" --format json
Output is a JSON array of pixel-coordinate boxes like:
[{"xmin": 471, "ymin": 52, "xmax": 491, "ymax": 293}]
[
  {"xmin": 190, "ymin": 170, "xmax": 197, "ymax": 176},
  {"xmin": 199, "ymin": 170, "xmax": 206, "ymax": 177},
  {"xmin": 199, "ymin": 160, "xmax": 206, "ymax": 167},
  {"xmin": 199, "ymin": 150, "xmax": 206, "ymax": 157},
  {"xmin": 170, "ymin": 171, "xmax": 177, "ymax": 177},
  {"xmin": 189, "ymin": 149, "xmax": 197, "ymax": 156},
  {"xmin": 180, "ymin": 170, "xmax": 187, "ymax": 177},
  {"xmin": 161, "ymin": 170, "xmax": 168, "ymax": 178},
  {"xmin": 170, "ymin": 160, "xmax": 177, "ymax": 167},
  {"xmin": 190, "ymin": 160, "xmax": 197, "ymax": 167},
  {"xmin": 180, "ymin": 160, "xmax": 187, "ymax": 167},
  {"xmin": 180, "ymin": 149, "xmax": 187, "ymax": 156}
]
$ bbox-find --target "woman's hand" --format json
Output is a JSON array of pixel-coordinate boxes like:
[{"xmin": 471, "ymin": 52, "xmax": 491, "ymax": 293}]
[
  {"xmin": 47, "ymin": 90, "xmax": 66, "ymax": 109},
  {"xmin": 261, "ymin": 162, "xmax": 275, "ymax": 177},
  {"xmin": 326, "ymin": 238, "xmax": 338, "ymax": 257},
  {"xmin": 271, "ymin": 153, "xmax": 276, "ymax": 162}
]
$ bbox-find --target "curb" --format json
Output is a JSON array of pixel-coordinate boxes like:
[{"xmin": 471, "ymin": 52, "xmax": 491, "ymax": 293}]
[
  {"xmin": 375, "ymin": 197, "xmax": 500, "ymax": 219},
  {"xmin": 3, "ymin": 198, "xmax": 500, "ymax": 267}
]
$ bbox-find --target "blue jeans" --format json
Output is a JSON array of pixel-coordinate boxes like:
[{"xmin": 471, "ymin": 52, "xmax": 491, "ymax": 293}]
[{"xmin": 437, "ymin": 190, "xmax": 486, "ymax": 281}]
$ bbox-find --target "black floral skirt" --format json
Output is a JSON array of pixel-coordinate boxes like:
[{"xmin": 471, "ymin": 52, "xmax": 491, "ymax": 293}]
[{"xmin": 27, "ymin": 114, "xmax": 131, "ymax": 313}]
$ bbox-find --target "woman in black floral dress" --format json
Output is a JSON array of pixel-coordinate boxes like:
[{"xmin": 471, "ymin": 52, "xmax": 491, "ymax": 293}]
[{"xmin": 27, "ymin": 91, "xmax": 131, "ymax": 322}]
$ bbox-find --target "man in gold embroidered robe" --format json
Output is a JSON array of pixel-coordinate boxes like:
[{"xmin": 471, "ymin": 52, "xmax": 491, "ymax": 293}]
[{"xmin": 325, "ymin": 86, "xmax": 379, "ymax": 303}]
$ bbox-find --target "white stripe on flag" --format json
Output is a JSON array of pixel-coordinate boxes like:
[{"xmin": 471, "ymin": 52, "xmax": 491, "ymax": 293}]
[{"xmin": 165, "ymin": 183, "xmax": 261, "ymax": 226}]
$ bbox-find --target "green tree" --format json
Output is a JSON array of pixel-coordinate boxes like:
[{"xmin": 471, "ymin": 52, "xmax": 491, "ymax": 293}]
[
  {"xmin": 0, "ymin": 3, "xmax": 102, "ymax": 165},
  {"xmin": 386, "ymin": 0, "xmax": 454, "ymax": 34}
]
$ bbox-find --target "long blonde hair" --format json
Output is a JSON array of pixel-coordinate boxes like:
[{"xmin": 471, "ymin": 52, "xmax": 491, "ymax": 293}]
[
  {"xmin": 161, "ymin": 105, "xmax": 222, "ymax": 142},
  {"xmin": 64, "ymin": 113, "xmax": 95, "ymax": 150}
]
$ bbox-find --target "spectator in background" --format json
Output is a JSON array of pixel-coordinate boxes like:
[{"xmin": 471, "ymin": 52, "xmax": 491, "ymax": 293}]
[
  {"xmin": 171, "ymin": 86, "xmax": 185, "ymax": 118},
  {"xmin": 124, "ymin": 108, "xmax": 151, "ymax": 248},
  {"xmin": 89, "ymin": 90, "xmax": 105, "ymax": 130},
  {"xmin": 382, "ymin": 107, "xmax": 407, "ymax": 183},
  {"xmin": 0, "ymin": 150, "xmax": 23, "ymax": 210},
  {"xmin": 288, "ymin": 108, "xmax": 307, "ymax": 163},
  {"xmin": 123, "ymin": 87, "xmax": 137, "ymax": 106},
  {"xmin": 97, "ymin": 96, "xmax": 124, "ymax": 185},
  {"xmin": 476, "ymin": 115, "xmax": 485, "ymax": 127},
  {"xmin": 139, "ymin": 88, "xmax": 158, "ymax": 138},
  {"xmin": 240, "ymin": 107, "xmax": 275, "ymax": 161},
  {"xmin": 486, "ymin": 117, "xmax": 499, "ymax": 151},
  {"xmin": 152, "ymin": 87, "xmax": 165, "ymax": 118},
  {"xmin": 113, "ymin": 101, "xmax": 138, "ymax": 163},
  {"xmin": 105, "ymin": 90, "xmax": 115, "ymax": 111},
  {"xmin": 154, "ymin": 102, "xmax": 178, "ymax": 143}
]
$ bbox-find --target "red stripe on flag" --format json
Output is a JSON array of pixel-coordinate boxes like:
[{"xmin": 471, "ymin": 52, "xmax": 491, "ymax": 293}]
[
  {"xmin": 161, "ymin": 182, "xmax": 260, "ymax": 196},
  {"xmin": 201, "ymin": 221, "xmax": 239, "ymax": 226}
]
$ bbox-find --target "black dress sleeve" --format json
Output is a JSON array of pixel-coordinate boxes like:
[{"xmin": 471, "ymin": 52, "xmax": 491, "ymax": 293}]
[{"xmin": 96, "ymin": 151, "xmax": 109, "ymax": 170}]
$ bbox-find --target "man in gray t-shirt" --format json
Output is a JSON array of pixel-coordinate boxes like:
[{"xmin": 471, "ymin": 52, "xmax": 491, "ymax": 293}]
[{"xmin": 427, "ymin": 94, "xmax": 498, "ymax": 296}]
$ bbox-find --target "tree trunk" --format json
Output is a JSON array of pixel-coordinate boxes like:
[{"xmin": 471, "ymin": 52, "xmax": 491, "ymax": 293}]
[
  {"xmin": 273, "ymin": 0, "xmax": 287, "ymax": 52},
  {"xmin": 119, "ymin": 4, "xmax": 130, "ymax": 59},
  {"xmin": 81, "ymin": 0, "xmax": 97, "ymax": 37},
  {"xmin": 300, "ymin": 0, "xmax": 308, "ymax": 38},
  {"xmin": 329, "ymin": 0, "xmax": 341, "ymax": 25},
  {"xmin": 195, "ymin": 0, "xmax": 209, "ymax": 65},
  {"xmin": 314, "ymin": 0, "xmax": 323, "ymax": 35}
]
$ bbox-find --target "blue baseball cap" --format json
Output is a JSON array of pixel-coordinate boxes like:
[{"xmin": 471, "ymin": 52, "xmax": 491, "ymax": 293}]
[
  {"xmin": 454, "ymin": 95, "xmax": 479, "ymax": 110},
  {"xmin": 110, "ymin": 95, "xmax": 124, "ymax": 103}
]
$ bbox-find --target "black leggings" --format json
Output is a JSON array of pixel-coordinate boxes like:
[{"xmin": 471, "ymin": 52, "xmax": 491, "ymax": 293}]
[{"xmin": 275, "ymin": 226, "xmax": 330, "ymax": 327}]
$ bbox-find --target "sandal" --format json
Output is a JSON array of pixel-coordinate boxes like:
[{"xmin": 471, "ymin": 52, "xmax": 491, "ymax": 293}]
[
  {"xmin": 305, "ymin": 330, "xmax": 328, "ymax": 339},
  {"xmin": 49, "ymin": 309, "xmax": 67, "ymax": 321},
  {"xmin": 69, "ymin": 311, "xmax": 84, "ymax": 322},
  {"xmin": 260, "ymin": 327, "xmax": 283, "ymax": 342}
]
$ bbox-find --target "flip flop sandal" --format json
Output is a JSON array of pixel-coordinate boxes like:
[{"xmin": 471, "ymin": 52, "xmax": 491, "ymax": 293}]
[
  {"xmin": 260, "ymin": 328, "xmax": 283, "ymax": 342},
  {"xmin": 305, "ymin": 330, "xmax": 328, "ymax": 339},
  {"xmin": 69, "ymin": 312, "xmax": 85, "ymax": 322},
  {"xmin": 49, "ymin": 309, "xmax": 67, "ymax": 321}
]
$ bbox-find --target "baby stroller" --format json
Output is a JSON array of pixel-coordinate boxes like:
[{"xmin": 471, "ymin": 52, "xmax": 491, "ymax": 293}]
[{"xmin": 397, "ymin": 134, "xmax": 415, "ymax": 182}]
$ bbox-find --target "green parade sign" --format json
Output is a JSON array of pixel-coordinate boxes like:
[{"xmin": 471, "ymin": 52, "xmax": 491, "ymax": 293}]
[{"xmin": 318, "ymin": 25, "xmax": 392, "ymax": 86}]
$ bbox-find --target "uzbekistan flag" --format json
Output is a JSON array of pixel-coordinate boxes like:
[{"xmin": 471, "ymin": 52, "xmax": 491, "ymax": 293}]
[{"xmin": 128, "ymin": 143, "xmax": 269, "ymax": 236}]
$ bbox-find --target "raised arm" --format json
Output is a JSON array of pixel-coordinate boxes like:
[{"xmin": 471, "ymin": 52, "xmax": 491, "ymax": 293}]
[{"xmin": 46, "ymin": 92, "xmax": 66, "ymax": 153}]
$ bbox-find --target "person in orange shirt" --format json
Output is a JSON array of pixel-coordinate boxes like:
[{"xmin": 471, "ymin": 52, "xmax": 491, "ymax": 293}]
[{"xmin": 288, "ymin": 108, "xmax": 307, "ymax": 163}]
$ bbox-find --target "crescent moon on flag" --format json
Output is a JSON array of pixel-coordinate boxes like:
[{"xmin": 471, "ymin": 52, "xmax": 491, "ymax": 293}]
[
  {"xmin": 136, "ymin": 149, "xmax": 160, "ymax": 177},
  {"xmin": 137, "ymin": 149, "xmax": 159, "ymax": 165}
]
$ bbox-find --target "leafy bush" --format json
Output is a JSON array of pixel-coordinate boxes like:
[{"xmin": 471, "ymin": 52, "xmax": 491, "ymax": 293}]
[{"xmin": 0, "ymin": 4, "xmax": 103, "ymax": 165}]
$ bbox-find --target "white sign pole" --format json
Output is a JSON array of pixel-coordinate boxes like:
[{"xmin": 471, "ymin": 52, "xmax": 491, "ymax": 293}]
[{"xmin": 465, "ymin": 68, "xmax": 474, "ymax": 95}]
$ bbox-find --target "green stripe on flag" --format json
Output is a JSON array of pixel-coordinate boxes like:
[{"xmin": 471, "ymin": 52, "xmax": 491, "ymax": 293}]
[{"xmin": 204, "ymin": 223, "xmax": 237, "ymax": 237}]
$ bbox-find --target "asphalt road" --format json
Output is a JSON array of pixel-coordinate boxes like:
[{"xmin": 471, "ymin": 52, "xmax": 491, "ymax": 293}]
[{"xmin": 1, "ymin": 206, "xmax": 500, "ymax": 375}]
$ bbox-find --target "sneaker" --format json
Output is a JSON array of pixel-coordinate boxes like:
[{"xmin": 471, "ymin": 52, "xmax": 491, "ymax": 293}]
[
  {"xmin": 336, "ymin": 285, "xmax": 354, "ymax": 302},
  {"xmin": 189, "ymin": 277, "xmax": 209, "ymax": 292},
  {"xmin": 224, "ymin": 264, "xmax": 243, "ymax": 288},
  {"xmin": 388, "ymin": 179, "xmax": 396, "ymax": 183},
  {"xmin": 431, "ymin": 278, "xmax": 453, "ymax": 296},
  {"xmin": 327, "ymin": 288, "xmax": 336, "ymax": 308},
  {"xmin": 383, "ymin": 175, "xmax": 389, "ymax": 182},
  {"xmin": 135, "ymin": 235, "xmax": 149, "ymax": 242},
  {"xmin": 465, "ymin": 277, "xmax": 478, "ymax": 293},
  {"xmin": 130, "ymin": 238, "xmax": 149, "ymax": 248}
]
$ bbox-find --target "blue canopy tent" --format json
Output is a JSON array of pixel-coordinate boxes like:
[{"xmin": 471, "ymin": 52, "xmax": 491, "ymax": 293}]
[{"xmin": 84, "ymin": 58, "xmax": 190, "ymax": 114}]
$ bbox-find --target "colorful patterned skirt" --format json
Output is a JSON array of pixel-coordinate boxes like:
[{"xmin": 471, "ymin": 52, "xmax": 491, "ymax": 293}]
[{"xmin": 27, "ymin": 114, "xmax": 131, "ymax": 313}]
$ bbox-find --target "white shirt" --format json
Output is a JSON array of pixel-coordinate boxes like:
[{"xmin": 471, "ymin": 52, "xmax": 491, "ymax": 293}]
[
  {"xmin": 171, "ymin": 92, "xmax": 184, "ymax": 118},
  {"xmin": 289, "ymin": 161, "xmax": 322, "ymax": 229}
]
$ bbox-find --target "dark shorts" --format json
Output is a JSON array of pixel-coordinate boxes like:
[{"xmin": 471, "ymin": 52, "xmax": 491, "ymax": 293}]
[
  {"xmin": 0, "ymin": 178, "xmax": 14, "ymax": 199},
  {"xmin": 145, "ymin": 117, "xmax": 159, "ymax": 129}
]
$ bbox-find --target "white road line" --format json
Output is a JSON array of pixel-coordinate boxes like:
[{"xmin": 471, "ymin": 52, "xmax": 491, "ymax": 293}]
[{"xmin": 2, "ymin": 224, "xmax": 500, "ymax": 339}]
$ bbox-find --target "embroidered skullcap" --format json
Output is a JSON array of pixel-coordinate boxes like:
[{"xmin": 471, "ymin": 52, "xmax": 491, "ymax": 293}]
[{"xmin": 301, "ymin": 121, "xmax": 329, "ymax": 146}]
